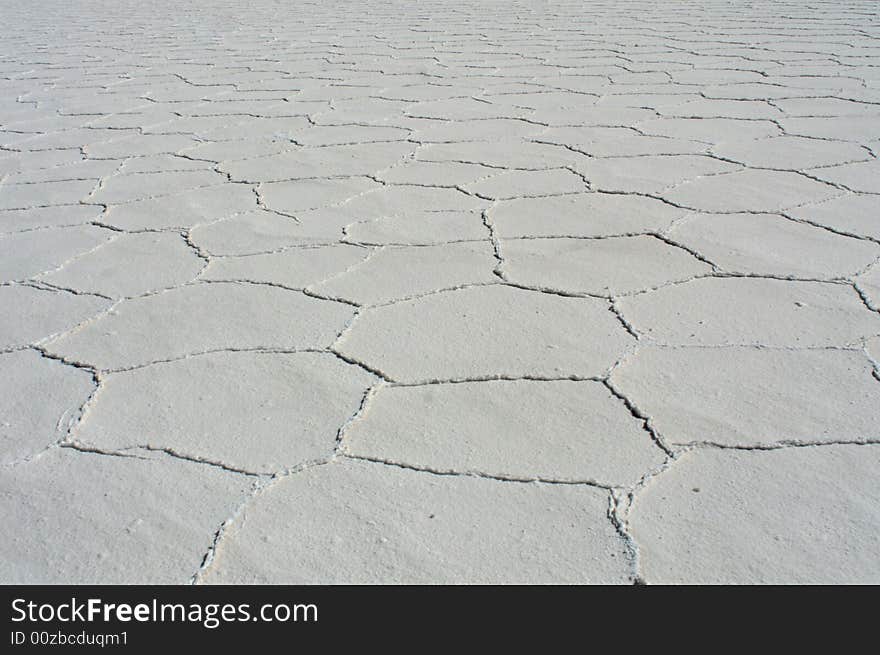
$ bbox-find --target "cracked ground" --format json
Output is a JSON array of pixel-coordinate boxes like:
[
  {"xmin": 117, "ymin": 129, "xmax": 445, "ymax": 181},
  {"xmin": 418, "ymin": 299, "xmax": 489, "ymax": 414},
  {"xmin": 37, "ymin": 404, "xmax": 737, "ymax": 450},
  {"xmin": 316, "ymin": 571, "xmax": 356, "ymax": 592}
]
[{"xmin": 2, "ymin": 0, "xmax": 879, "ymax": 585}]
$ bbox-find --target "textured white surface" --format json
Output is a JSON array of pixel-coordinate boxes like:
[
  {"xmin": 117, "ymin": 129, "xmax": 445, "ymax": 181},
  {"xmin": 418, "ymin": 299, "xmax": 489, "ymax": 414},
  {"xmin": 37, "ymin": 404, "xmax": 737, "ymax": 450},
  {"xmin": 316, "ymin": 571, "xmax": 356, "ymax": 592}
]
[{"xmin": 2, "ymin": 0, "xmax": 879, "ymax": 584}]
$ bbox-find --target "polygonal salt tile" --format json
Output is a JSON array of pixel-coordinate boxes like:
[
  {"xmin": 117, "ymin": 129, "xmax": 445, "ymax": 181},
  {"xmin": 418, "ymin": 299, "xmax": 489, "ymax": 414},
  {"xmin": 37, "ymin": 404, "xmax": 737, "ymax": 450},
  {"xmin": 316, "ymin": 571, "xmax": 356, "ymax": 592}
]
[
  {"xmin": 463, "ymin": 168, "xmax": 586, "ymax": 200},
  {"xmin": 0, "ymin": 149, "xmax": 85, "ymax": 175},
  {"xmin": 6, "ymin": 159, "xmax": 118, "ymax": 184},
  {"xmin": 635, "ymin": 117, "xmax": 780, "ymax": 144},
  {"xmin": 376, "ymin": 160, "xmax": 498, "ymax": 187},
  {"xmin": 630, "ymin": 445, "xmax": 880, "ymax": 583},
  {"xmin": 260, "ymin": 176, "xmax": 380, "ymax": 214},
  {"xmin": 502, "ymin": 235, "xmax": 710, "ymax": 296},
  {"xmin": 90, "ymin": 110, "xmax": 180, "ymax": 131},
  {"xmin": 407, "ymin": 97, "xmax": 531, "ymax": 120},
  {"xmin": 0, "ymin": 447, "xmax": 252, "ymax": 583},
  {"xmin": 531, "ymin": 106, "xmax": 656, "ymax": 127},
  {"xmin": 0, "ymin": 205, "xmax": 104, "ymax": 232},
  {"xmin": 182, "ymin": 139, "xmax": 293, "ymax": 164},
  {"xmin": 345, "ymin": 210, "xmax": 487, "ymax": 245},
  {"xmin": 761, "ymin": 75, "xmax": 862, "ymax": 91},
  {"xmin": 0, "ymin": 225, "xmax": 111, "ymax": 282},
  {"xmin": 185, "ymin": 99, "xmax": 297, "ymax": 118},
  {"xmin": 8, "ymin": 127, "xmax": 136, "ymax": 151},
  {"xmin": 668, "ymin": 213, "xmax": 879, "ymax": 278},
  {"xmin": 811, "ymin": 159, "xmax": 880, "ymax": 193},
  {"xmin": 617, "ymin": 277, "xmax": 880, "ymax": 346},
  {"xmin": 0, "ymin": 285, "xmax": 110, "ymax": 349},
  {"xmin": 380, "ymin": 84, "xmax": 473, "ymax": 102},
  {"xmin": 75, "ymin": 352, "xmax": 376, "ymax": 473},
  {"xmin": 777, "ymin": 116, "xmax": 878, "ymax": 143},
  {"xmin": 84, "ymin": 133, "xmax": 197, "ymax": 158},
  {"xmin": 491, "ymin": 193, "xmax": 685, "ymax": 238},
  {"xmin": 572, "ymin": 154, "xmax": 741, "ymax": 194},
  {"xmin": 117, "ymin": 154, "xmax": 216, "ymax": 174},
  {"xmin": 88, "ymin": 170, "xmax": 225, "ymax": 204},
  {"xmin": 544, "ymin": 75, "xmax": 610, "ymax": 94},
  {"xmin": 203, "ymin": 458, "xmax": 631, "ymax": 584},
  {"xmin": 201, "ymin": 244, "xmax": 369, "ymax": 288},
  {"xmin": 609, "ymin": 71, "xmax": 674, "ymax": 84},
  {"xmin": 417, "ymin": 139, "xmax": 582, "ymax": 169},
  {"xmin": 182, "ymin": 115, "xmax": 311, "ymax": 141},
  {"xmin": 301, "ymin": 193, "xmax": 488, "ymax": 244},
  {"xmin": 0, "ymin": 350, "xmax": 95, "ymax": 464},
  {"xmin": 40, "ymin": 232, "xmax": 205, "ymax": 298},
  {"xmin": 661, "ymin": 98, "xmax": 783, "ymax": 120},
  {"xmin": 611, "ymin": 347, "xmax": 880, "ymax": 447},
  {"xmin": 337, "ymin": 285, "xmax": 633, "ymax": 382},
  {"xmin": 311, "ymin": 242, "xmax": 497, "ymax": 305},
  {"xmin": 344, "ymin": 379, "xmax": 665, "ymax": 485},
  {"xmin": 45, "ymin": 282, "xmax": 354, "ymax": 370},
  {"xmin": 661, "ymin": 169, "xmax": 840, "ymax": 212},
  {"xmin": 294, "ymin": 124, "xmax": 410, "ymax": 146},
  {"xmin": 145, "ymin": 84, "xmax": 233, "ymax": 103},
  {"xmin": 310, "ymin": 97, "xmax": 411, "ymax": 124},
  {"xmin": 487, "ymin": 90, "xmax": 601, "ymax": 111},
  {"xmin": 596, "ymin": 92, "xmax": 702, "ymax": 111},
  {"xmin": 711, "ymin": 136, "xmax": 870, "ymax": 170},
  {"xmin": 189, "ymin": 210, "xmax": 316, "ymax": 255},
  {"xmin": 670, "ymin": 70, "xmax": 765, "ymax": 85},
  {"xmin": 324, "ymin": 183, "xmax": 487, "ymax": 219},
  {"xmin": 406, "ymin": 117, "xmax": 545, "ymax": 142},
  {"xmin": 104, "ymin": 183, "xmax": 256, "ymax": 230},
  {"xmin": 771, "ymin": 97, "xmax": 880, "ymax": 117},
  {"xmin": 0, "ymin": 179, "xmax": 97, "ymax": 210},
  {"xmin": 700, "ymin": 82, "xmax": 812, "ymax": 101},
  {"xmin": 786, "ymin": 194, "xmax": 880, "ymax": 241},
  {"xmin": 539, "ymin": 126, "xmax": 706, "ymax": 156},
  {"xmin": 222, "ymin": 142, "xmax": 415, "ymax": 183}
]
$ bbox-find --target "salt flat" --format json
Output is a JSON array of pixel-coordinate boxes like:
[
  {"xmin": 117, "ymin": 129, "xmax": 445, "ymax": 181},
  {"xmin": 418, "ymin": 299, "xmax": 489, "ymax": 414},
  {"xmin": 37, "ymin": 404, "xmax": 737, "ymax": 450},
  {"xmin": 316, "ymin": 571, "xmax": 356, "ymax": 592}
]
[{"xmin": 1, "ymin": 0, "xmax": 879, "ymax": 584}]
